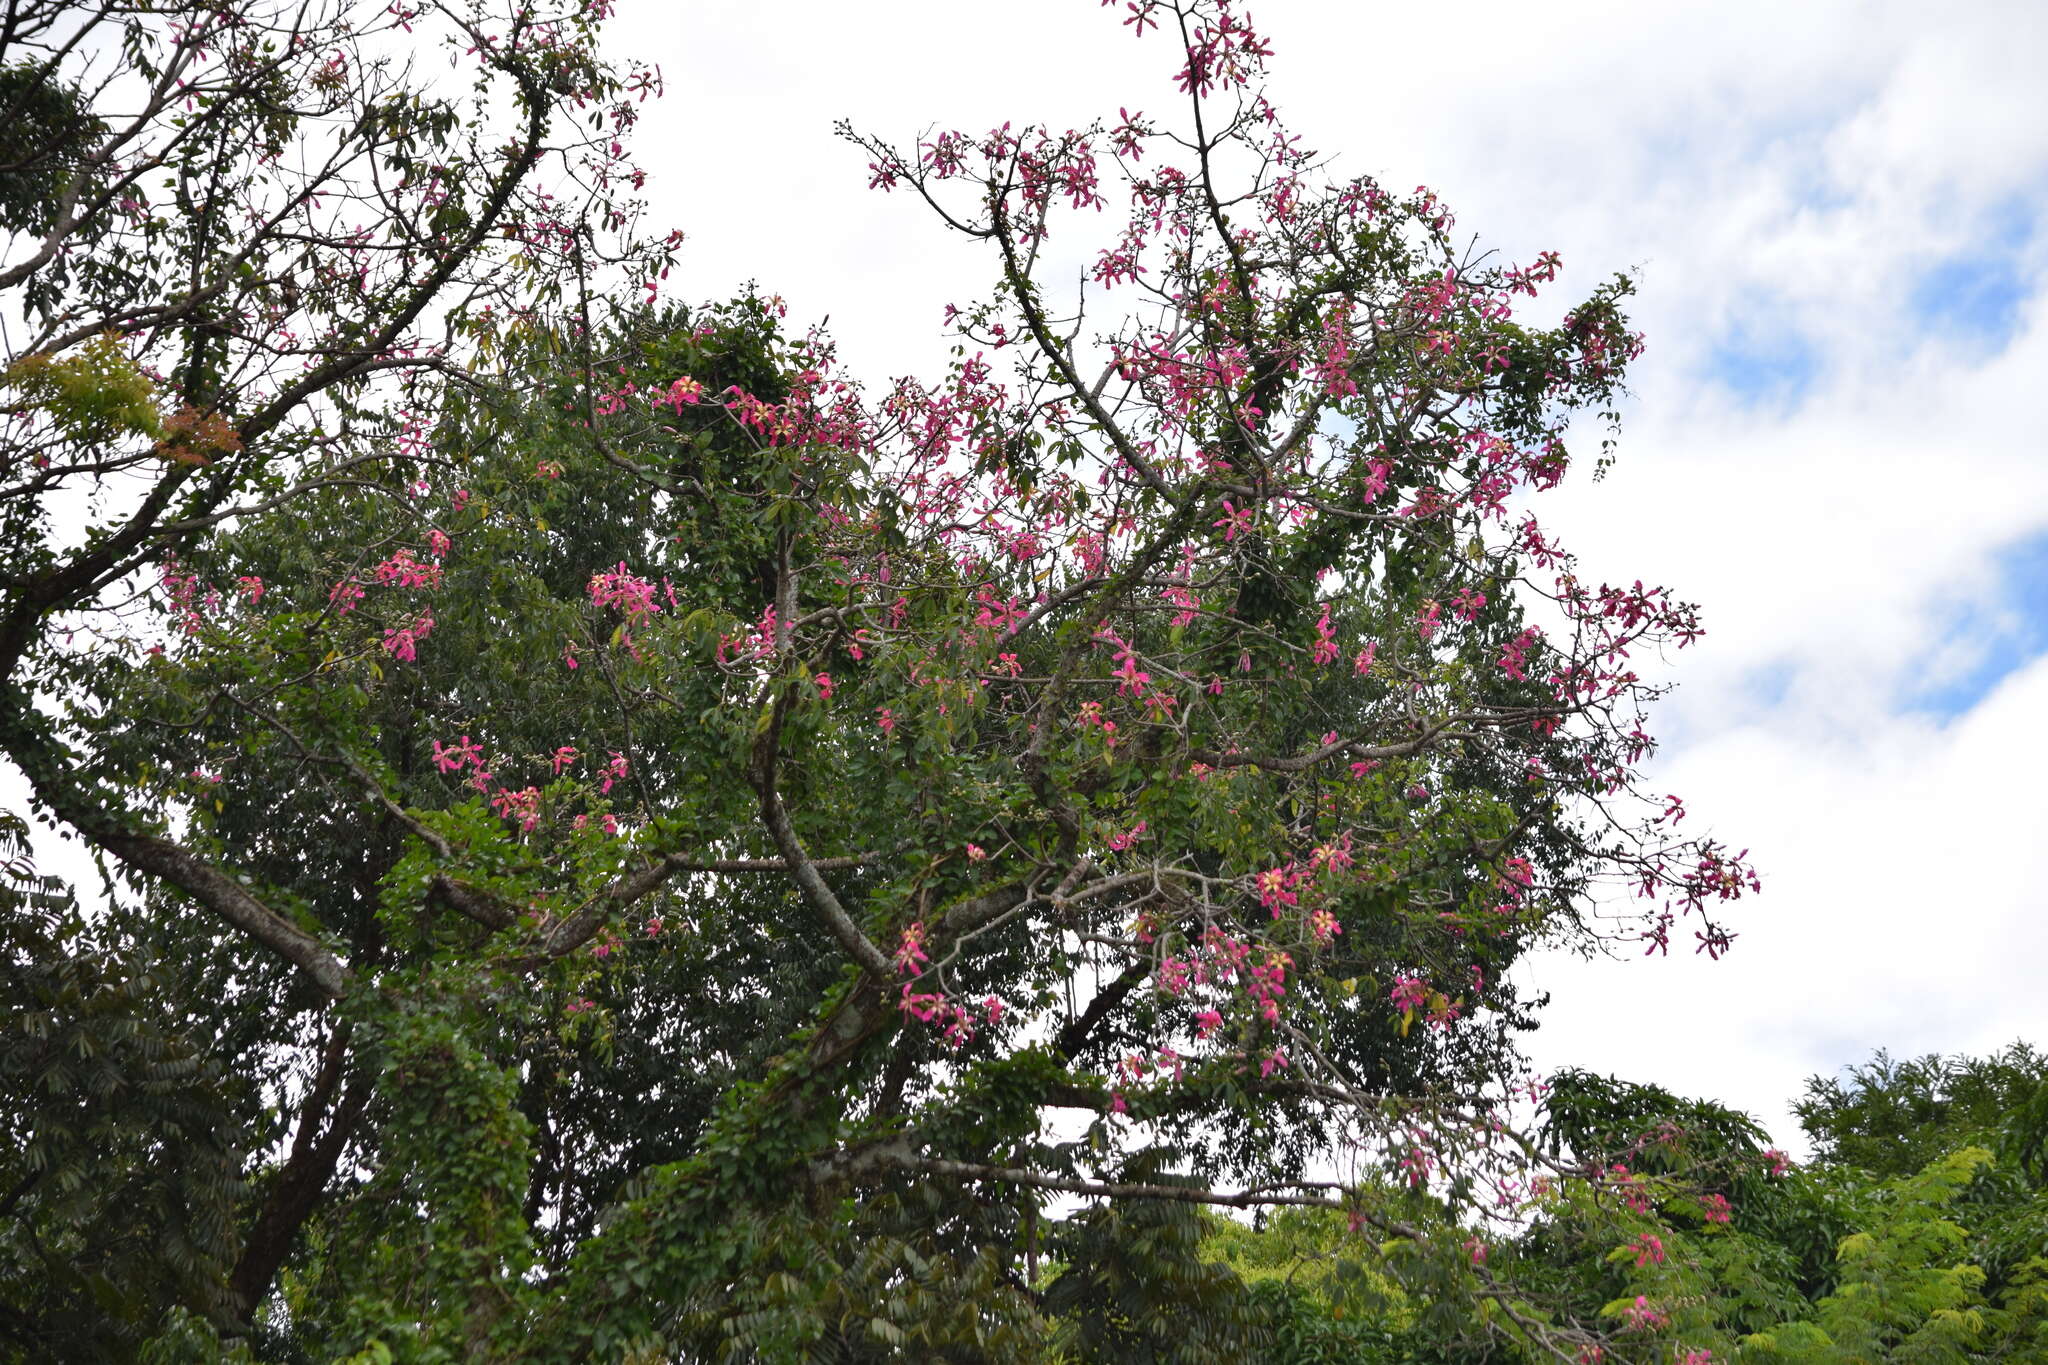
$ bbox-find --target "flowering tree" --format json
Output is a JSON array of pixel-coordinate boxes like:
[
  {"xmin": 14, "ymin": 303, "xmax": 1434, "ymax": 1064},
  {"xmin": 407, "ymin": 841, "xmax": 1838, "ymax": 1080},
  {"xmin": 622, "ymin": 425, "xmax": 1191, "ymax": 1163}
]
[{"xmin": 2, "ymin": 1, "xmax": 1762, "ymax": 1360}]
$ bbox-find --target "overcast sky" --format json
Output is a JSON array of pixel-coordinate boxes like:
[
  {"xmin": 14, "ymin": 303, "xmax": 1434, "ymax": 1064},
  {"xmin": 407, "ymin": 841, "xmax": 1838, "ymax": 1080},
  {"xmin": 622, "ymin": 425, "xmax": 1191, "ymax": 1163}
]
[{"xmin": 612, "ymin": 0, "xmax": 2048, "ymax": 1147}]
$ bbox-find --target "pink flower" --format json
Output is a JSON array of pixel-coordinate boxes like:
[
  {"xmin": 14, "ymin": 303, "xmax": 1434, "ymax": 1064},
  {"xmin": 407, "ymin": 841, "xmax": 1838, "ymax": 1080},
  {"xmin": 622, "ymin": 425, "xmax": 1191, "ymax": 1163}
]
[
  {"xmin": 893, "ymin": 921, "xmax": 929, "ymax": 977},
  {"xmin": 815, "ymin": 672, "xmax": 834, "ymax": 702},
  {"xmin": 380, "ymin": 612, "xmax": 435, "ymax": 662},
  {"xmin": 898, "ymin": 985, "xmax": 947, "ymax": 1023},
  {"xmin": 490, "ymin": 785, "xmax": 542, "ymax": 832},
  {"xmin": 599, "ymin": 752, "xmax": 627, "ymax": 794},
  {"xmin": 1389, "ymin": 974, "xmax": 1428, "ymax": 1013},
  {"xmin": 966, "ymin": 843, "xmax": 987, "ymax": 861},
  {"xmin": 1632, "ymin": 1234, "xmax": 1665, "ymax": 1267},
  {"xmin": 1311, "ymin": 602, "xmax": 1339, "ymax": 665},
  {"xmin": 1194, "ymin": 1009, "xmax": 1224, "ymax": 1038},
  {"xmin": 373, "ymin": 549, "xmax": 442, "ymax": 590},
  {"xmin": 1212, "ymin": 498, "xmax": 1254, "ymax": 542},
  {"xmin": 588, "ymin": 563, "xmax": 660, "ymax": 618},
  {"xmin": 1415, "ymin": 600, "xmax": 1442, "ymax": 640},
  {"xmin": 431, "ymin": 735, "xmax": 484, "ymax": 773},
  {"xmin": 876, "ymin": 707, "xmax": 896, "ymax": 736},
  {"xmin": 1256, "ymin": 865, "xmax": 1298, "ymax": 916},
  {"xmin": 1259, "ymin": 1048, "xmax": 1289, "ymax": 1078},
  {"xmin": 1353, "ymin": 640, "xmax": 1377, "ymax": 676},
  {"xmin": 236, "ymin": 576, "xmax": 264, "ymax": 604},
  {"xmin": 551, "ymin": 745, "xmax": 578, "ymax": 776}
]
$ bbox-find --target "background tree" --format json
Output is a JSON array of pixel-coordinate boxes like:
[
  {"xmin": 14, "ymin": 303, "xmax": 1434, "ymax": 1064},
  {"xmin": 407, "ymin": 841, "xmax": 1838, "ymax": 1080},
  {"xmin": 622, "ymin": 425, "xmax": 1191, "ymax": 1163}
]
[
  {"xmin": 0, "ymin": 0, "xmax": 672, "ymax": 898},
  {"xmin": 0, "ymin": 0, "xmax": 667, "ymax": 1354}
]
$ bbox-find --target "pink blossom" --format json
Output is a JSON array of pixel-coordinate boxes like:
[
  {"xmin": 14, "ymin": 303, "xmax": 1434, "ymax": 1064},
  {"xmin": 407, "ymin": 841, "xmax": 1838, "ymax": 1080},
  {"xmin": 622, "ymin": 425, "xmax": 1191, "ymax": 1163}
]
[
  {"xmin": 1390, "ymin": 974, "xmax": 1428, "ymax": 1013},
  {"xmin": 1415, "ymin": 599, "xmax": 1442, "ymax": 640},
  {"xmin": 1311, "ymin": 602, "xmax": 1339, "ymax": 665},
  {"xmin": 588, "ymin": 563, "xmax": 660, "ymax": 618},
  {"xmin": 1256, "ymin": 865, "xmax": 1298, "ymax": 916},
  {"xmin": 431, "ymin": 735, "xmax": 484, "ymax": 773},
  {"xmin": 491, "ymin": 785, "xmax": 542, "ymax": 832},
  {"xmin": 373, "ymin": 549, "xmax": 441, "ymax": 589},
  {"xmin": 1212, "ymin": 498, "xmax": 1255, "ymax": 542},
  {"xmin": 893, "ymin": 921, "xmax": 929, "ymax": 977},
  {"xmin": 381, "ymin": 612, "xmax": 434, "ymax": 662}
]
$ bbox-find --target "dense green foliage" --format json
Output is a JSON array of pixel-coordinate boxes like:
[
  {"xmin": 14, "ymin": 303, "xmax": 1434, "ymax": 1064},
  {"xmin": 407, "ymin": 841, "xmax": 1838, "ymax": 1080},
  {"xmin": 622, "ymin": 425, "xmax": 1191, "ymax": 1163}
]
[{"xmin": 1177, "ymin": 1045, "xmax": 2048, "ymax": 1365}]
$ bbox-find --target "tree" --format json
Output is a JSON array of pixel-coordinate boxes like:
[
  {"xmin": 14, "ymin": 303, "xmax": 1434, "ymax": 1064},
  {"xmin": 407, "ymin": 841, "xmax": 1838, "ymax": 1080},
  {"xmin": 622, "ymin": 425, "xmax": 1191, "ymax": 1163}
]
[
  {"xmin": 0, "ymin": 0, "xmax": 665, "ymax": 1353},
  {"xmin": 3, "ymin": 1, "xmax": 1762, "ymax": 1359},
  {"xmin": 1459, "ymin": 1048, "xmax": 2048, "ymax": 1365},
  {"xmin": 1796, "ymin": 1044, "xmax": 2048, "ymax": 1181}
]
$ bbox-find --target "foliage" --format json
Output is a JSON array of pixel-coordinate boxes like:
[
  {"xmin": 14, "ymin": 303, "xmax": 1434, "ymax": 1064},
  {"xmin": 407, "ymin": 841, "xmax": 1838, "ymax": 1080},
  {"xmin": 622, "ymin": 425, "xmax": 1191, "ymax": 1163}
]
[
  {"xmin": 0, "ymin": 1, "xmax": 1777, "ymax": 1360},
  {"xmin": 1796, "ymin": 1044, "xmax": 2048, "ymax": 1181},
  {"xmin": 1183, "ymin": 1048, "xmax": 2048, "ymax": 1364}
]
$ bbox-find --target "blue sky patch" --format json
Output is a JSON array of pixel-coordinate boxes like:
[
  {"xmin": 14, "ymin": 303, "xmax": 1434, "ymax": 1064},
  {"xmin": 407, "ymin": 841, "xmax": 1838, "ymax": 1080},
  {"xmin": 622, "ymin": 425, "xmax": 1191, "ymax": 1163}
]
[
  {"xmin": 1706, "ymin": 322, "xmax": 1818, "ymax": 407},
  {"xmin": 1909, "ymin": 205, "xmax": 2034, "ymax": 352},
  {"xmin": 1911, "ymin": 253, "xmax": 2029, "ymax": 350},
  {"xmin": 1912, "ymin": 531, "xmax": 2048, "ymax": 719}
]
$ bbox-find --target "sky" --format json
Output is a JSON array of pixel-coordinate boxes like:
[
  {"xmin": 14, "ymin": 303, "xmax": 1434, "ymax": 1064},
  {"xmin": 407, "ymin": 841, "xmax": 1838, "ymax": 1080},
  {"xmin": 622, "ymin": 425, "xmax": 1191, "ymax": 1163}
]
[{"xmin": 610, "ymin": 0, "xmax": 2048, "ymax": 1148}]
